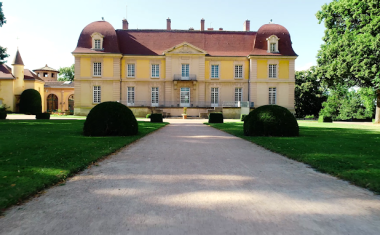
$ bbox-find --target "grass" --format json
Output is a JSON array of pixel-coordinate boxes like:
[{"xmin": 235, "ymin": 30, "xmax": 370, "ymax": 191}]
[
  {"xmin": 0, "ymin": 120, "xmax": 167, "ymax": 211},
  {"xmin": 207, "ymin": 121, "xmax": 380, "ymax": 193}
]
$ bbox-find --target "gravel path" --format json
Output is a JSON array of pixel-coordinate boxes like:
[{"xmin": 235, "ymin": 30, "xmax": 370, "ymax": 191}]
[{"xmin": 1, "ymin": 123, "xmax": 380, "ymax": 235}]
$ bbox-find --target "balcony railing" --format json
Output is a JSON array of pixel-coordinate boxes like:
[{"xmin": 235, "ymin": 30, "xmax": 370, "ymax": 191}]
[
  {"xmin": 173, "ymin": 74, "xmax": 197, "ymax": 81},
  {"xmin": 118, "ymin": 100, "xmax": 251, "ymax": 108}
]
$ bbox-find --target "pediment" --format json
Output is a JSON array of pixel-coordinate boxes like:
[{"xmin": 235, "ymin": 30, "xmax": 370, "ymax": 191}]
[{"xmin": 163, "ymin": 42, "xmax": 207, "ymax": 55}]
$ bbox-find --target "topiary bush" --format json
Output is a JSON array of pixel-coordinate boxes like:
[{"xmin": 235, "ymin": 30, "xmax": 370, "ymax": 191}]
[
  {"xmin": 19, "ymin": 89, "xmax": 42, "ymax": 115},
  {"xmin": 36, "ymin": 113, "xmax": 50, "ymax": 120},
  {"xmin": 146, "ymin": 114, "xmax": 151, "ymax": 118},
  {"xmin": 209, "ymin": 113, "xmax": 223, "ymax": 123},
  {"xmin": 241, "ymin": 114, "xmax": 248, "ymax": 121},
  {"xmin": 318, "ymin": 115, "xmax": 333, "ymax": 123},
  {"xmin": 83, "ymin": 102, "xmax": 138, "ymax": 136},
  {"xmin": 150, "ymin": 113, "xmax": 163, "ymax": 123},
  {"xmin": 0, "ymin": 111, "xmax": 6, "ymax": 120},
  {"xmin": 244, "ymin": 105, "xmax": 299, "ymax": 137}
]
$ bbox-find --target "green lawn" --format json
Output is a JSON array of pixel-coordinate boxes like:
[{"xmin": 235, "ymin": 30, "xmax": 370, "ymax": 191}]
[
  {"xmin": 208, "ymin": 121, "xmax": 380, "ymax": 193},
  {"xmin": 0, "ymin": 120, "xmax": 167, "ymax": 211}
]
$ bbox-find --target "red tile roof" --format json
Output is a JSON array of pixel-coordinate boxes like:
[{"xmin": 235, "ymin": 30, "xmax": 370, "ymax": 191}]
[
  {"xmin": 73, "ymin": 21, "xmax": 297, "ymax": 57},
  {"xmin": 0, "ymin": 64, "xmax": 14, "ymax": 79},
  {"xmin": 12, "ymin": 50, "xmax": 24, "ymax": 65},
  {"xmin": 24, "ymin": 69, "xmax": 44, "ymax": 82},
  {"xmin": 33, "ymin": 64, "xmax": 59, "ymax": 73}
]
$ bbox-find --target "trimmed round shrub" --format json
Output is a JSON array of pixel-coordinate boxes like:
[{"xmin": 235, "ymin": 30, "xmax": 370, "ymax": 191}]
[
  {"xmin": 0, "ymin": 111, "xmax": 6, "ymax": 120},
  {"xmin": 83, "ymin": 102, "xmax": 138, "ymax": 136},
  {"xmin": 36, "ymin": 113, "xmax": 50, "ymax": 120},
  {"xmin": 150, "ymin": 113, "xmax": 163, "ymax": 123},
  {"xmin": 19, "ymin": 89, "xmax": 42, "ymax": 115},
  {"xmin": 146, "ymin": 114, "xmax": 151, "ymax": 118},
  {"xmin": 318, "ymin": 115, "xmax": 332, "ymax": 123},
  {"xmin": 209, "ymin": 112, "xmax": 223, "ymax": 123},
  {"xmin": 244, "ymin": 105, "xmax": 299, "ymax": 137}
]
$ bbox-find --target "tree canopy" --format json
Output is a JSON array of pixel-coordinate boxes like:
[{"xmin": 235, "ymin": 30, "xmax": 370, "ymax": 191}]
[
  {"xmin": 295, "ymin": 66, "xmax": 327, "ymax": 118},
  {"xmin": 0, "ymin": 2, "xmax": 9, "ymax": 65},
  {"xmin": 316, "ymin": 0, "xmax": 380, "ymax": 122},
  {"xmin": 58, "ymin": 64, "xmax": 74, "ymax": 81}
]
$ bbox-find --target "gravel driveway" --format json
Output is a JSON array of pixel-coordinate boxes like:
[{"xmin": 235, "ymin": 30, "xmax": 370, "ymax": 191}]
[{"xmin": 1, "ymin": 122, "xmax": 380, "ymax": 235}]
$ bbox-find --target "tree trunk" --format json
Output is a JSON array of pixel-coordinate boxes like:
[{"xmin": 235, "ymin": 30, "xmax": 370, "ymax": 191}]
[{"xmin": 375, "ymin": 89, "xmax": 380, "ymax": 124}]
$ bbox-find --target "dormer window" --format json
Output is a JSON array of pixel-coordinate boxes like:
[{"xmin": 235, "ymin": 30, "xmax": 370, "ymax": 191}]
[
  {"xmin": 91, "ymin": 32, "xmax": 104, "ymax": 50},
  {"xmin": 267, "ymin": 35, "xmax": 279, "ymax": 53}
]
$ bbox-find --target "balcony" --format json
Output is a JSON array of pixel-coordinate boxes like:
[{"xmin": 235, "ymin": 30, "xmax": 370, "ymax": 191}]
[
  {"xmin": 118, "ymin": 100, "xmax": 252, "ymax": 108},
  {"xmin": 173, "ymin": 74, "xmax": 197, "ymax": 81}
]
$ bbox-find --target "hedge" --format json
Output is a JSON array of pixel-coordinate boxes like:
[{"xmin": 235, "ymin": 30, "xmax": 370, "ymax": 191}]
[{"xmin": 209, "ymin": 113, "xmax": 223, "ymax": 123}]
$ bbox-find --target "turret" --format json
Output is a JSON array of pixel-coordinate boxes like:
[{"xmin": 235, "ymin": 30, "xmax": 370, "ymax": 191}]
[{"xmin": 12, "ymin": 49, "xmax": 25, "ymax": 95}]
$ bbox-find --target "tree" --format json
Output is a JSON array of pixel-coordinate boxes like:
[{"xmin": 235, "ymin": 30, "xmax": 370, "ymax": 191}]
[
  {"xmin": 295, "ymin": 66, "xmax": 327, "ymax": 118},
  {"xmin": 316, "ymin": 0, "xmax": 380, "ymax": 123},
  {"xmin": 58, "ymin": 64, "xmax": 74, "ymax": 81},
  {"xmin": 0, "ymin": 2, "xmax": 9, "ymax": 65},
  {"xmin": 320, "ymin": 86, "xmax": 375, "ymax": 120}
]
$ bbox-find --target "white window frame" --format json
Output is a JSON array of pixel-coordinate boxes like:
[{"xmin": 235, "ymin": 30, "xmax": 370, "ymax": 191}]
[
  {"xmin": 127, "ymin": 64, "xmax": 135, "ymax": 77},
  {"xmin": 94, "ymin": 39, "xmax": 101, "ymax": 49},
  {"xmin": 91, "ymin": 32, "xmax": 104, "ymax": 50},
  {"xmin": 181, "ymin": 64, "xmax": 189, "ymax": 79},
  {"xmin": 127, "ymin": 87, "xmax": 135, "ymax": 106},
  {"xmin": 269, "ymin": 87, "xmax": 276, "ymax": 105},
  {"xmin": 266, "ymin": 35, "xmax": 279, "ymax": 53},
  {"xmin": 93, "ymin": 86, "xmax": 101, "ymax": 103},
  {"xmin": 93, "ymin": 62, "xmax": 102, "ymax": 76},
  {"xmin": 211, "ymin": 87, "xmax": 219, "ymax": 107},
  {"xmin": 269, "ymin": 64, "xmax": 277, "ymax": 78},
  {"xmin": 211, "ymin": 64, "xmax": 219, "ymax": 79},
  {"xmin": 180, "ymin": 87, "xmax": 190, "ymax": 107},
  {"xmin": 151, "ymin": 64, "xmax": 160, "ymax": 78},
  {"xmin": 234, "ymin": 65, "xmax": 243, "ymax": 79},
  {"xmin": 235, "ymin": 88, "xmax": 242, "ymax": 107},
  {"xmin": 151, "ymin": 87, "xmax": 159, "ymax": 107}
]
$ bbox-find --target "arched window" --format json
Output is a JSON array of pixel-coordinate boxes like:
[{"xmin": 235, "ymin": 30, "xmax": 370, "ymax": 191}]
[
  {"xmin": 47, "ymin": 94, "xmax": 58, "ymax": 112},
  {"xmin": 68, "ymin": 95, "xmax": 74, "ymax": 113}
]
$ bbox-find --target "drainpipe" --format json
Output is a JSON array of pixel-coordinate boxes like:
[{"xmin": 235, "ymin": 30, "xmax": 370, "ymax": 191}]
[
  {"xmin": 248, "ymin": 56, "xmax": 250, "ymax": 103},
  {"xmin": 120, "ymin": 57, "xmax": 122, "ymax": 102}
]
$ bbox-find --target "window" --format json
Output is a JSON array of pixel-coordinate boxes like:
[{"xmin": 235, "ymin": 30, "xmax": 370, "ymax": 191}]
[
  {"xmin": 270, "ymin": 43, "xmax": 276, "ymax": 52},
  {"xmin": 235, "ymin": 65, "xmax": 243, "ymax": 78},
  {"xmin": 151, "ymin": 64, "xmax": 159, "ymax": 78},
  {"xmin": 151, "ymin": 87, "xmax": 159, "ymax": 107},
  {"xmin": 51, "ymin": 73, "xmax": 54, "ymax": 78},
  {"xmin": 269, "ymin": 64, "xmax": 277, "ymax": 78},
  {"xmin": 127, "ymin": 87, "xmax": 135, "ymax": 105},
  {"xmin": 93, "ymin": 62, "xmax": 102, "ymax": 76},
  {"xmin": 182, "ymin": 64, "xmax": 189, "ymax": 79},
  {"xmin": 44, "ymin": 73, "xmax": 48, "ymax": 77},
  {"xmin": 211, "ymin": 65, "xmax": 219, "ymax": 78},
  {"xmin": 95, "ymin": 39, "xmax": 101, "ymax": 49},
  {"xmin": 211, "ymin": 87, "xmax": 219, "ymax": 107},
  {"xmin": 269, "ymin": 87, "xmax": 276, "ymax": 104},
  {"xmin": 91, "ymin": 32, "xmax": 104, "ymax": 50},
  {"xmin": 266, "ymin": 35, "xmax": 279, "ymax": 53},
  {"xmin": 127, "ymin": 64, "xmax": 135, "ymax": 77},
  {"xmin": 93, "ymin": 86, "xmax": 101, "ymax": 103},
  {"xmin": 235, "ymin": 88, "xmax": 242, "ymax": 106},
  {"xmin": 37, "ymin": 73, "xmax": 40, "ymax": 77}
]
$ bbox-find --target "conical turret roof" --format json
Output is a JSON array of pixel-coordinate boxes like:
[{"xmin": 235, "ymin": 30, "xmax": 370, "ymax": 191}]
[{"xmin": 12, "ymin": 49, "xmax": 24, "ymax": 65}]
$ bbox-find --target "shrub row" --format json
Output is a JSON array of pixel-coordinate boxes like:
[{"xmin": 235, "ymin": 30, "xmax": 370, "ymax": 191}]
[
  {"xmin": 36, "ymin": 113, "xmax": 51, "ymax": 120},
  {"xmin": 83, "ymin": 102, "xmax": 138, "ymax": 136},
  {"xmin": 150, "ymin": 113, "xmax": 163, "ymax": 123},
  {"xmin": 318, "ymin": 115, "xmax": 333, "ymax": 123},
  {"xmin": 209, "ymin": 113, "xmax": 223, "ymax": 123},
  {"xmin": 244, "ymin": 105, "xmax": 299, "ymax": 137}
]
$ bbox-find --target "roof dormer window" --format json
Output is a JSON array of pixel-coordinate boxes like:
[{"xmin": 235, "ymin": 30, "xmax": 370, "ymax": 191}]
[
  {"xmin": 267, "ymin": 35, "xmax": 279, "ymax": 53},
  {"xmin": 91, "ymin": 32, "xmax": 104, "ymax": 50}
]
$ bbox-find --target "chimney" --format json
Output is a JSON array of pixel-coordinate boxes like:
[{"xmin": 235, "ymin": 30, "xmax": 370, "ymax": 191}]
[
  {"xmin": 201, "ymin": 18, "xmax": 205, "ymax": 31},
  {"xmin": 219, "ymin": 28, "xmax": 223, "ymax": 31},
  {"xmin": 167, "ymin": 18, "xmax": 171, "ymax": 30},
  {"xmin": 122, "ymin": 19, "xmax": 128, "ymax": 30},
  {"xmin": 207, "ymin": 28, "xmax": 214, "ymax": 31},
  {"xmin": 244, "ymin": 20, "xmax": 250, "ymax": 31}
]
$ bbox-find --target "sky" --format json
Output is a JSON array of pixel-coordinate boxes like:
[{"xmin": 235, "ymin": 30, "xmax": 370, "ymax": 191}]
[{"xmin": 0, "ymin": 0, "xmax": 332, "ymax": 72}]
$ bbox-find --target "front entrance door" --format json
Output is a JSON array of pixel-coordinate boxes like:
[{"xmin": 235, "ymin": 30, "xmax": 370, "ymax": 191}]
[
  {"xmin": 47, "ymin": 94, "xmax": 58, "ymax": 112},
  {"xmin": 180, "ymin": 87, "xmax": 190, "ymax": 107}
]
